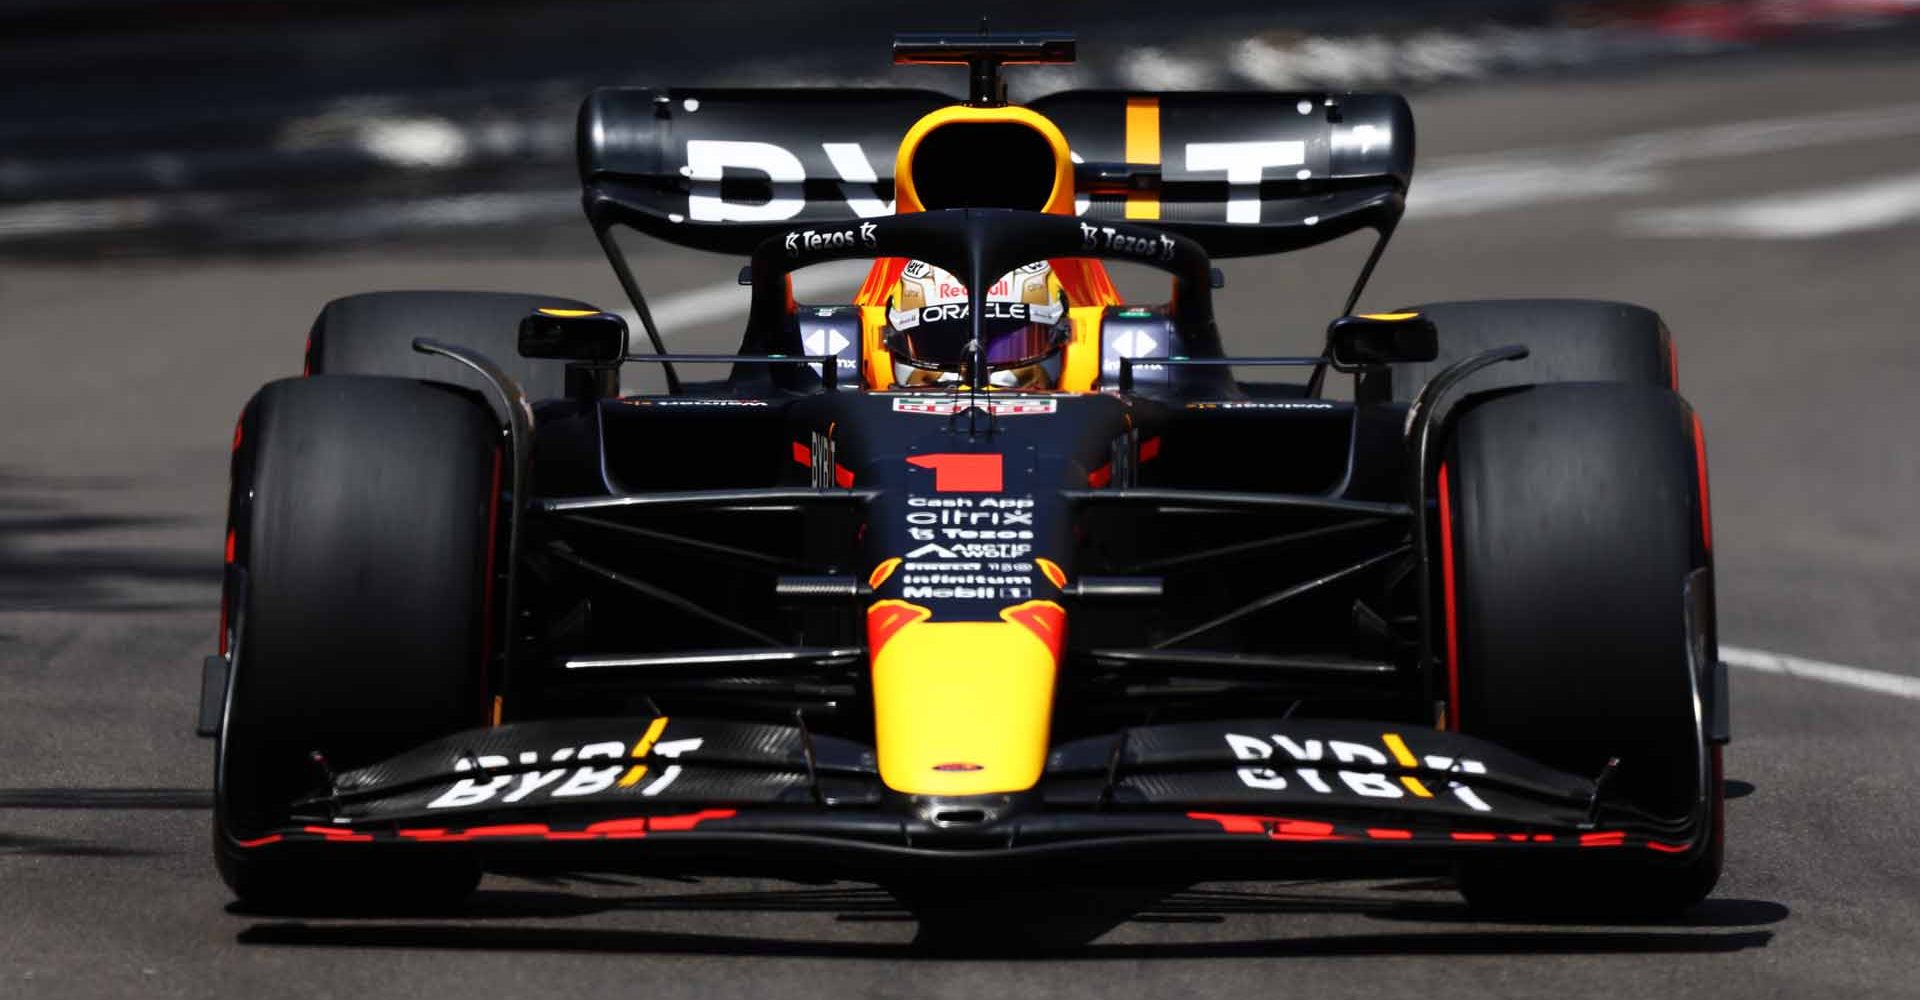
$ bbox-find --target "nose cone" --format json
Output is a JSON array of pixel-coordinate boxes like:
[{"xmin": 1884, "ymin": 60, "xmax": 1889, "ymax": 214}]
[{"xmin": 866, "ymin": 599, "xmax": 1066, "ymax": 795}]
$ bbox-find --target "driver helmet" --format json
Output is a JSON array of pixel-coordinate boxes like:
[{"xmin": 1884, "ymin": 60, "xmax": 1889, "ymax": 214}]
[{"xmin": 888, "ymin": 259, "xmax": 1066, "ymax": 388}]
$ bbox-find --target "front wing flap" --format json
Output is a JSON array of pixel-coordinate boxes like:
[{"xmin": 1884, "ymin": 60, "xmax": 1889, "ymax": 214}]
[{"xmin": 230, "ymin": 716, "xmax": 1707, "ymax": 875}]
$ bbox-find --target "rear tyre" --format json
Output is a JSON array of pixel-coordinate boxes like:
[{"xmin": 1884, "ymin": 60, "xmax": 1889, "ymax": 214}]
[
  {"xmin": 214, "ymin": 375, "xmax": 499, "ymax": 909},
  {"xmin": 1443, "ymin": 382, "xmax": 1721, "ymax": 917},
  {"xmin": 1360, "ymin": 299, "xmax": 1674, "ymax": 404},
  {"xmin": 306, "ymin": 290, "xmax": 601, "ymax": 405}
]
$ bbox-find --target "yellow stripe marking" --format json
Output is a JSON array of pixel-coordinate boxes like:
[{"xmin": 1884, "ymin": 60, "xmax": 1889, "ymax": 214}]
[
  {"xmin": 538, "ymin": 308, "xmax": 600, "ymax": 317},
  {"xmin": 1382, "ymin": 734, "xmax": 1433, "ymax": 797},
  {"xmin": 1357, "ymin": 312, "xmax": 1421, "ymax": 321},
  {"xmin": 1124, "ymin": 97, "xmax": 1160, "ymax": 221},
  {"xmin": 1381, "ymin": 732, "xmax": 1420, "ymax": 767},
  {"xmin": 613, "ymin": 716, "xmax": 670, "ymax": 788},
  {"xmin": 632, "ymin": 716, "xmax": 669, "ymax": 758}
]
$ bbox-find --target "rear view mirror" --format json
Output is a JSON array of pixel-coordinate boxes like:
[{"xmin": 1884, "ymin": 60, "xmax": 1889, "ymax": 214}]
[
  {"xmin": 1327, "ymin": 311, "xmax": 1438, "ymax": 367},
  {"xmin": 519, "ymin": 308, "xmax": 628, "ymax": 362}
]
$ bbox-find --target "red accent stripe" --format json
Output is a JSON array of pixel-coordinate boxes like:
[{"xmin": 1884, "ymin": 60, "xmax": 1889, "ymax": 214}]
[
  {"xmin": 1691, "ymin": 412, "xmax": 1713, "ymax": 553},
  {"xmin": 583, "ymin": 817, "xmax": 650, "ymax": 838},
  {"xmin": 834, "ymin": 464, "xmax": 855, "ymax": 488},
  {"xmin": 791, "ymin": 441, "xmax": 812, "ymax": 466},
  {"xmin": 1138, "ymin": 436, "xmax": 1161, "ymax": 462},
  {"xmin": 906, "ymin": 453, "xmax": 1004, "ymax": 492},
  {"xmin": 647, "ymin": 808, "xmax": 737, "ymax": 831},
  {"xmin": 1087, "ymin": 463, "xmax": 1112, "ymax": 488},
  {"xmin": 246, "ymin": 815, "xmax": 1663, "ymax": 855},
  {"xmin": 463, "ymin": 824, "xmax": 550, "ymax": 840},
  {"xmin": 222, "ymin": 413, "xmax": 246, "ymax": 658},
  {"xmin": 1002, "ymin": 602, "xmax": 1068, "ymax": 660},
  {"xmin": 1186, "ymin": 812, "xmax": 1270, "ymax": 835},
  {"xmin": 866, "ymin": 601, "xmax": 932, "ymax": 657},
  {"xmin": 301, "ymin": 825, "xmax": 372, "ymax": 842},
  {"xmin": 1438, "ymin": 462, "xmax": 1462, "ymax": 729},
  {"xmin": 1270, "ymin": 819, "xmax": 1340, "ymax": 842},
  {"xmin": 478, "ymin": 444, "xmax": 503, "ymax": 722}
]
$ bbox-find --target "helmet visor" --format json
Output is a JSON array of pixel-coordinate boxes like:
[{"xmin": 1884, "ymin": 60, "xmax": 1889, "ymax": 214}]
[{"xmin": 888, "ymin": 297, "xmax": 1067, "ymax": 373}]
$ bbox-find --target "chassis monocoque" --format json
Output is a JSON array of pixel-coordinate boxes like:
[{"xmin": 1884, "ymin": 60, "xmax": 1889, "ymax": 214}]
[{"xmin": 201, "ymin": 32, "xmax": 1728, "ymax": 926}]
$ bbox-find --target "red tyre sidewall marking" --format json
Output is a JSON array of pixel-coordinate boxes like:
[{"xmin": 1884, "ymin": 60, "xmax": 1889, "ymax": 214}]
[
  {"xmin": 1691, "ymin": 412, "xmax": 1713, "ymax": 554},
  {"xmin": 1438, "ymin": 462, "xmax": 1463, "ymax": 730}
]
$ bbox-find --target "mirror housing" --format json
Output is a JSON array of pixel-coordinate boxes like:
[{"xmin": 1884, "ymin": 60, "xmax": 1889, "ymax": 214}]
[
  {"xmin": 519, "ymin": 308, "xmax": 628, "ymax": 363},
  {"xmin": 1327, "ymin": 311, "xmax": 1438, "ymax": 368}
]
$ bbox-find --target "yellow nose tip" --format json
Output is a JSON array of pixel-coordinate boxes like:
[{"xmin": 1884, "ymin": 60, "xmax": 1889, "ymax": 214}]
[{"xmin": 866, "ymin": 600, "xmax": 1066, "ymax": 795}]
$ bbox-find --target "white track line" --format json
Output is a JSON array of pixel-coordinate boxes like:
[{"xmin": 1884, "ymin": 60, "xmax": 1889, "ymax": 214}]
[
  {"xmin": 1722, "ymin": 645, "xmax": 1920, "ymax": 701},
  {"xmin": 1621, "ymin": 171, "xmax": 1920, "ymax": 238}
]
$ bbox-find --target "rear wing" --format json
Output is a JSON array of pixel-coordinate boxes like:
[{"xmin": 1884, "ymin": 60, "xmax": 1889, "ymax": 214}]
[{"xmin": 579, "ymin": 88, "xmax": 1412, "ymax": 258}]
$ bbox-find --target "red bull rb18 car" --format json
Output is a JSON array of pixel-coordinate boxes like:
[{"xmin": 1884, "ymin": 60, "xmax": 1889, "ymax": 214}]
[{"xmin": 200, "ymin": 31, "xmax": 1728, "ymax": 925}]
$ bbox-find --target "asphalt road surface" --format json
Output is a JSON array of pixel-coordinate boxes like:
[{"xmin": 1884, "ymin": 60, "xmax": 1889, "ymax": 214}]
[{"xmin": 4, "ymin": 42, "xmax": 1920, "ymax": 999}]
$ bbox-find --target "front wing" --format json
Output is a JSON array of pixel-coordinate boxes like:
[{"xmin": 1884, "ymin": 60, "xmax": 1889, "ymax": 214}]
[{"xmin": 226, "ymin": 716, "xmax": 1710, "ymax": 879}]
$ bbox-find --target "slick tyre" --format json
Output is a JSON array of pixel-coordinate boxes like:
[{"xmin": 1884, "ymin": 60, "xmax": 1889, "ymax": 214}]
[
  {"xmin": 1360, "ymin": 299, "xmax": 1674, "ymax": 405},
  {"xmin": 305, "ymin": 290, "xmax": 601, "ymax": 407},
  {"xmin": 214, "ymin": 375, "xmax": 499, "ymax": 910},
  {"xmin": 1442, "ymin": 382, "xmax": 1721, "ymax": 917}
]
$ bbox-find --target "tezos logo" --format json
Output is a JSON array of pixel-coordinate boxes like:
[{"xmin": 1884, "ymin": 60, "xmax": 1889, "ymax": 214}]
[
  {"xmin": 1079, "ymin": 222, "xmax": 1175, "ymax": 261},
  {"xmin": 785, "ymin": 221, "xmax": 878, "ymax": 257}
]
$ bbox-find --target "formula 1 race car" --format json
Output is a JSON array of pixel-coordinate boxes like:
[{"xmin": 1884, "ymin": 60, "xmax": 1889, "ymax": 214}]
[{"xmin": 201, "ymin": 31, "xmax": 1728, "ymax": 930}]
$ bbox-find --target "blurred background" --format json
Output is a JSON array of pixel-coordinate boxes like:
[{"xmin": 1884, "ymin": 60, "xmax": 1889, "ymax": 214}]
[
  {"xmin": 2, "ymin": 2, "xmax": 1918, "ymax": 991},
  {"xmin": 5, "ymin": 0, "xmax": 1915, "ymax": 648}
]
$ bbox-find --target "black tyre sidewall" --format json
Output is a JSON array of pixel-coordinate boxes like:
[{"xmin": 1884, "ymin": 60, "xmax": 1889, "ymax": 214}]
[
  {"xmin": 1445, "ymin": 382, "xmax": 1720, "ymax": 912},
  {"xmin": 215, "ymin": 375, "xmax": 498, "ymax": 902}
]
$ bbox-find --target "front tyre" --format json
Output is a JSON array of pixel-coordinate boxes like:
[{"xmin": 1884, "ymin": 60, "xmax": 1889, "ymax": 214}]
[
  {"xmin": 306, "ymin": 290, "xmax": 601, "ymax": 404},
  {"xmin": 1361, "ymin": 298, "xmax": 1675, "ymax": 405},
  {"xmin": 214, "ymin": 375, "xmax": 499, "ymax": 909},
  {"xmin": 1443, "ymin": 382, "xmax": 1721, "ymax": 916}
]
